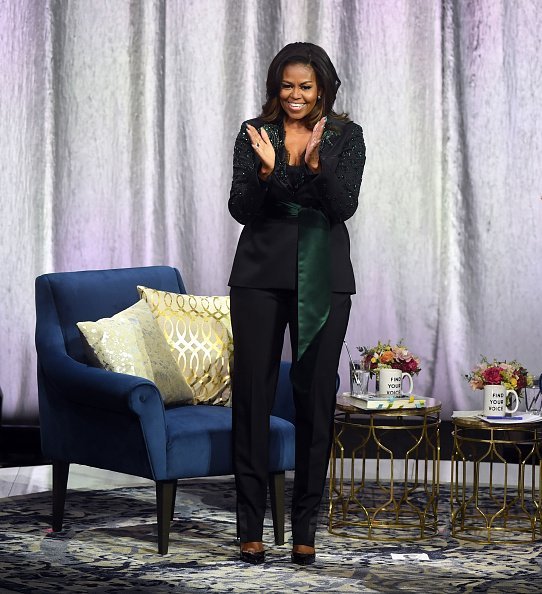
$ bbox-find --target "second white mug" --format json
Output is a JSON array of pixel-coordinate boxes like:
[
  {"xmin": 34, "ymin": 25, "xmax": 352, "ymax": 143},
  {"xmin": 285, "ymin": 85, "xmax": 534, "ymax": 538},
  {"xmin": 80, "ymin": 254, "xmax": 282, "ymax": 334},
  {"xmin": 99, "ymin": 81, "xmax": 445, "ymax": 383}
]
[
  {"xmin": 378, "ymin": 368, "xmax": 414, "ymax": 397},
  {"xmin": 483, "ymin": 385, "xmax": 519, "ymax": 417}
]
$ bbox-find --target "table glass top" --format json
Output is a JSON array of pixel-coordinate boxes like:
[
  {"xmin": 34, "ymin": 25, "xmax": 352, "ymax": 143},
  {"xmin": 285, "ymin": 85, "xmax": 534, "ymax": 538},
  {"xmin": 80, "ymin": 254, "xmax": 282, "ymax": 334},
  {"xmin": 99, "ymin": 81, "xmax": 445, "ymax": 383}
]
[{"xmin": 452, "ymin": 415, "xmax": 542, "ymax": 429}]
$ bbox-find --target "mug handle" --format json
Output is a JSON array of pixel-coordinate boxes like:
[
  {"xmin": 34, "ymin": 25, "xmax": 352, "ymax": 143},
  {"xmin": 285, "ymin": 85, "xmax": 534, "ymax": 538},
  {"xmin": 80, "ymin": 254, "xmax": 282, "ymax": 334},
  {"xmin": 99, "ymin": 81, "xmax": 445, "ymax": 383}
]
[
  {"xmin": 505, "ymin": 389, "xmax": 519, "ymax": 414},
  {"xmin": 402, "ymin": 372, "xmax": 414, "ymax": 396}
]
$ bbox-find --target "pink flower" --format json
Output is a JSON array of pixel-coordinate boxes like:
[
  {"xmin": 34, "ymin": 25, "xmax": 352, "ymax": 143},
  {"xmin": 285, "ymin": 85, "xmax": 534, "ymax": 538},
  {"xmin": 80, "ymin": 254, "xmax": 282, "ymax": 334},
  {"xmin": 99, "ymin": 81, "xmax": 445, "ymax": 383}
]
[
  {"xmin": 394, "ymin": 347, "xmax": 409, "ymax": 361},
  {"xmin": 482, "ymin": 367, "xmax": 503, "ymax": 385},
  {"xmin": 470, "ymin": 378, "xmax": 484, "ymax": 390},
  {"xmin": 406, "ymin": 358, "xmax": 420, "ymax": 373}
]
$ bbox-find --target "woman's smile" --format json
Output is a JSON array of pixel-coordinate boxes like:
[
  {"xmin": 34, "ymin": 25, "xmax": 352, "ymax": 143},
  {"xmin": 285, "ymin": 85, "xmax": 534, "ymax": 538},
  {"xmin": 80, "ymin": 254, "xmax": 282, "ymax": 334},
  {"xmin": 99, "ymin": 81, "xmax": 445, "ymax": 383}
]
[{"xmin": 287, "ymin": 102, "xmax": 306, "ymax": 111}]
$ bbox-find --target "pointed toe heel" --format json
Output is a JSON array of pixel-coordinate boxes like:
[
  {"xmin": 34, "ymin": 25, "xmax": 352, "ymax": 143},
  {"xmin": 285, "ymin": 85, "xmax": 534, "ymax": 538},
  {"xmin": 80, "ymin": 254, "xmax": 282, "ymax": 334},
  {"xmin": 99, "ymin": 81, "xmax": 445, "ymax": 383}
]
[
  {"xmin": 239, "ymin": 542, "xmax": 265, "ymax": 564},
  {"xmin": 291, "ymin": 550, "xmax": 315, "ymax": 565},
  {"xmin": 240, "ymin": 549, "xmax": 266, "ymax": 564}
]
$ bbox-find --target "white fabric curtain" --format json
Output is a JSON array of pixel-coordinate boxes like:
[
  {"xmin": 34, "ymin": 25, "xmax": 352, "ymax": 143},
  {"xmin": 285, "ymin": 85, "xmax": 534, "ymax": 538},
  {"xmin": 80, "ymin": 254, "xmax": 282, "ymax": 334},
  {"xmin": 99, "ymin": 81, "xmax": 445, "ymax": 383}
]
[{"xmin": 1, "ymin": 0, "xmax": 541, "ymax": 423}]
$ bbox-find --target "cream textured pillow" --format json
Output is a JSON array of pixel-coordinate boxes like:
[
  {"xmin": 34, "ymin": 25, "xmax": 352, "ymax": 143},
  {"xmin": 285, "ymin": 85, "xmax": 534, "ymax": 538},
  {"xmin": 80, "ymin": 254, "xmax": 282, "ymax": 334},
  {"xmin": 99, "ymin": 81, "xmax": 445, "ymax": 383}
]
[
  {"xmin": 137, "ymin": 287, "xmax": 233, "ymax": 406},
  {"xmin": 77, "ymin": 299, "xmax": 194, "ymax": 406}
]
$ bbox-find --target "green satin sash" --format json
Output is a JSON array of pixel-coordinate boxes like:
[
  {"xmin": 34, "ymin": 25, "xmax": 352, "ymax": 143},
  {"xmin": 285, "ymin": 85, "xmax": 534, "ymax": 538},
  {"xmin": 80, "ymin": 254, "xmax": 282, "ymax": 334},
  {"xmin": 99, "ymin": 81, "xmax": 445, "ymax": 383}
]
[{"xmin": 277, "ymin": 201, "xmax": 331, "ymax": 361}]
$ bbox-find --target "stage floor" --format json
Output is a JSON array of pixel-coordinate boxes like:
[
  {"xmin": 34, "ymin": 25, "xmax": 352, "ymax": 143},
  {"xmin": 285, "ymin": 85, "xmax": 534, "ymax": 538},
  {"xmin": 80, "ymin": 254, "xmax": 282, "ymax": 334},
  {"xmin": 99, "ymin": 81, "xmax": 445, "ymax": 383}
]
[{"xmin": 0, "ymin": 464, "xmax": 154, "ymax": 498}]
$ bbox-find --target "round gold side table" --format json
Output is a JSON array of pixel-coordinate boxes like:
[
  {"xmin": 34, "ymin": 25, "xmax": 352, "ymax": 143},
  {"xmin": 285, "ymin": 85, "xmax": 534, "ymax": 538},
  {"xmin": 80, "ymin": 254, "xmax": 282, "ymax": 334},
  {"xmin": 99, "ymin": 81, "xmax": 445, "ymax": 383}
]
[
  {"xmin": 328, "ymin": 394, "xmax": 441, "ymax": 540},
  {"xmin": 451, "ymin": 416, "xmax": 542, "ymax": 544}
]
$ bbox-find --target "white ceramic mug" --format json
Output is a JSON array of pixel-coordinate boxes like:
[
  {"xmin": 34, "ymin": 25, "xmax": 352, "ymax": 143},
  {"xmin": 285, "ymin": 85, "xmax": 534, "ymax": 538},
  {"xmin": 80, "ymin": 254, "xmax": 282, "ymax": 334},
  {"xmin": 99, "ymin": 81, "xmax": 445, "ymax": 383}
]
[
  {"xmin": 483, "ymin": 385, "xmax": 519, "ymax": 417},
  {"xmin": 378, "ymin": 368, "xmax": 414, "ymax": 397}
]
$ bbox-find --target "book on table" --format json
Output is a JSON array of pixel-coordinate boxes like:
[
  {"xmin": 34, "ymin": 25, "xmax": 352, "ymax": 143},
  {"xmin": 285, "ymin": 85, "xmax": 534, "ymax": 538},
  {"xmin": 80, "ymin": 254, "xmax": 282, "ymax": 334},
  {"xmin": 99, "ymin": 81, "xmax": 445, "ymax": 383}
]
[{"xmin": 343, "ymin": 392, "xmax": 426, "ymax": 410}]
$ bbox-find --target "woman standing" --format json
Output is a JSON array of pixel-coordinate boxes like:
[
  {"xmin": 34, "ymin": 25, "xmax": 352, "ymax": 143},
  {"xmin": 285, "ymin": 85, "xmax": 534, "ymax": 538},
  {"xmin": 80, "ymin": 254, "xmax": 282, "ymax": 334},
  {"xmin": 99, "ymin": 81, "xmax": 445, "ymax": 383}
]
[{"xmin": 228, "ymin": 42, "xmax": 366, "ymax": 565}]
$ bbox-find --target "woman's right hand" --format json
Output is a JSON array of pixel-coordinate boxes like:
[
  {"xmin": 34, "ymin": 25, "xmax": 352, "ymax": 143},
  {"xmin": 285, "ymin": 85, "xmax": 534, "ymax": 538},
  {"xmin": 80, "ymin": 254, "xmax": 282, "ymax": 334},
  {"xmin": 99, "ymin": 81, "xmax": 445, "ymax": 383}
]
[{"xmin": 246, "ymin": 124, "xmax": 275, "ymax": 179}]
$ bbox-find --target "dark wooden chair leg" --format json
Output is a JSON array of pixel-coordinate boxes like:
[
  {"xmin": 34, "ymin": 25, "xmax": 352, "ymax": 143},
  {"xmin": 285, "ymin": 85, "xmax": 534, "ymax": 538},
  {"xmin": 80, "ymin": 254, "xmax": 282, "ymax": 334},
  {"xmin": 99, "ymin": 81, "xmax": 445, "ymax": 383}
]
[
  {"xmin": 156, "ymin": 480, "xmax": 177, "ymax": 554},
  {"xmin": 269, "ymin": 471, "xmax": 285, "ymax": 545},
  {"xmin": 52, "ymin": 460, "xmax": 69, "ymax": 532}
]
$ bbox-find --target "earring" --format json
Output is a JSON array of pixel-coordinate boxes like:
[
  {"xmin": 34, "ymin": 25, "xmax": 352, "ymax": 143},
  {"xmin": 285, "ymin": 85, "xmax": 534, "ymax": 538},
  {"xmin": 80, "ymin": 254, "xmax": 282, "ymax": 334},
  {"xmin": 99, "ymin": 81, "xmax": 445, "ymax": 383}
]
[{"xmin": 317, "ymin": 95, "xmax": 321, "ymax": 100}]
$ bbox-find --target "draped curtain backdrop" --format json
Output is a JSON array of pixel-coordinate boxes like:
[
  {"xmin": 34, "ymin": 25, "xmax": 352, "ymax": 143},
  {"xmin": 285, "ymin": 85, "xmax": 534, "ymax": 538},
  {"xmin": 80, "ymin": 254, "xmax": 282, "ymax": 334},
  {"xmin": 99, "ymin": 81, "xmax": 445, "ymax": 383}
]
[{"xmin": 1, "ymin": 0, "xmax": 542, "ymax": 423}]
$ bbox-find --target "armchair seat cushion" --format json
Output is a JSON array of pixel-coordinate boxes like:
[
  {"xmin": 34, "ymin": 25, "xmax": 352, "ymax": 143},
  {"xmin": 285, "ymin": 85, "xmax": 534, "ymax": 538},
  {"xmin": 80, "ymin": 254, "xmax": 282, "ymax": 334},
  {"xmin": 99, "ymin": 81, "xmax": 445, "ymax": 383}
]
[{"xmin": 165, "ymin": 405, "xmax": 295, "ymax": 479}]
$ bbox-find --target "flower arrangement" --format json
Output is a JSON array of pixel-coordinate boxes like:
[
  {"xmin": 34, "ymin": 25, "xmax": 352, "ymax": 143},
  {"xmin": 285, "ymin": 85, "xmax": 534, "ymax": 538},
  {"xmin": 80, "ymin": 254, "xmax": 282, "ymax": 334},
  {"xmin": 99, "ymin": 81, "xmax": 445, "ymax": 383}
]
[
  {"xmin": 465, "ymin": 357, "xmax": 534, "ymax": 392},
  {"xmin": 357, "ymin": 340, "xmax": 421, "ymax": 376}
]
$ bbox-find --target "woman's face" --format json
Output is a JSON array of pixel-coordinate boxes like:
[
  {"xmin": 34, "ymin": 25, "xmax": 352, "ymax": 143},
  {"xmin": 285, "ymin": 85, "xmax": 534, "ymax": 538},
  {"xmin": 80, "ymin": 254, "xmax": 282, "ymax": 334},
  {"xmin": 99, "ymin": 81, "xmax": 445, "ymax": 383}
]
[{"xmin": 279, "ymin": 63, "xmax": 320, "ymax": 123}]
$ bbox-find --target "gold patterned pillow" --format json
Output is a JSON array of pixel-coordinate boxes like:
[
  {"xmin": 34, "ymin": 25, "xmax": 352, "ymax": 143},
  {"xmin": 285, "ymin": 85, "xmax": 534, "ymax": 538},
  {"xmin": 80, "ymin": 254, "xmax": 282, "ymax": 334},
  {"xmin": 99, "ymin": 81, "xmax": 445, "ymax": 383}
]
[
  {"xmin": 77, "ymin": 300, "xmax": 194, "ymax": 406},
  {"xmin": 137, "ymin": 287, "xmax": 233, "ymax": 406}
]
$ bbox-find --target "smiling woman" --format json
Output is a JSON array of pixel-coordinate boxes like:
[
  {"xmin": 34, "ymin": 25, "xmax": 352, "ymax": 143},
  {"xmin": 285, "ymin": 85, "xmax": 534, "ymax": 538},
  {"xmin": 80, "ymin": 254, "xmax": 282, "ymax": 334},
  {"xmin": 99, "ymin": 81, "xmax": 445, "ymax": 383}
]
[
  {"xmin": 260, "ymin": 42, "xmax": 348, "ymax": 129},
  {"xmin": 227, "ymin": 42, "xmax": 366, "ymax": 566},
  {"xmin": 280, "ymin": 64, "xmax": 319, "ymax": 119},
  {"xmin": 278, "ymin": 63, "xmax": 320, "ymax": 166}
]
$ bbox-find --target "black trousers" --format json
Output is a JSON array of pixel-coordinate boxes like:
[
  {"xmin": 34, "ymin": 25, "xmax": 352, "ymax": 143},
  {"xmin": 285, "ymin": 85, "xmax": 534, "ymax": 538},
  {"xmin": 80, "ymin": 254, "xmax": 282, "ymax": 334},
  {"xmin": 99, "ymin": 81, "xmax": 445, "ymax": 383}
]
[{"xmin": 230, "ymin": 286, "xmax": 351, "ymax": 545}]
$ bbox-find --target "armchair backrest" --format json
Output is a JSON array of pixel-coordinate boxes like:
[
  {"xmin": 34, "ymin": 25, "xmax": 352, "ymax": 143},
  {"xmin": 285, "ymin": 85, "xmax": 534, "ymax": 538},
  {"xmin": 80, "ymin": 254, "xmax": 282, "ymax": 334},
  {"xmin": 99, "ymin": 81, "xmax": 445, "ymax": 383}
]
[{"xmin": 35, "ymin": 266, "xmax": 185, "ymax": 362}]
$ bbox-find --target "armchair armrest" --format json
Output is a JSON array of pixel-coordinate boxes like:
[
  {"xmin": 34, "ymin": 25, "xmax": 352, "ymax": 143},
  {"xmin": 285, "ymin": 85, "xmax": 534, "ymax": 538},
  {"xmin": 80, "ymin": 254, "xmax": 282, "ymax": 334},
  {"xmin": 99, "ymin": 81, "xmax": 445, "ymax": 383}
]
[
  {"xmin": 35, "ymin": 286, "xmax": 163, "ymax": 415},
  {"xmin": 38, "ymin": 351, "xmax": 169, "ymax": 479},
  {"xmin": 39, "ymin": 351, "xmax": 162, "ymax": 415}
]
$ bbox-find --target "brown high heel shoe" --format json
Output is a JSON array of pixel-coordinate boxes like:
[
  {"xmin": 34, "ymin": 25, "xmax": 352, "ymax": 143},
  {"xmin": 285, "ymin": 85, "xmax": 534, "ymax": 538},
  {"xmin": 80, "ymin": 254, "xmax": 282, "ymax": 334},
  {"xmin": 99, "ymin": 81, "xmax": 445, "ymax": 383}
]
[
  {"xmin": 240, "ymin": 541, "xmax": 265, "ymax": 564},
  {"xmin": 291, "ymin": 544, "xmax": 315, "ymax": 565}
]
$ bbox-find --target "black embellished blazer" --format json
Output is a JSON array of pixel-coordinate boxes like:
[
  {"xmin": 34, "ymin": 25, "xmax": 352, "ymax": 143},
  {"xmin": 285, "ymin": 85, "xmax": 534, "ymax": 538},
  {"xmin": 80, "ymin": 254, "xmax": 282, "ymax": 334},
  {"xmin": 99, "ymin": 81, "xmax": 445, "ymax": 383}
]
[{"xmin": 228, "ymin": 116, "xmax": 366, "ymax": 293}]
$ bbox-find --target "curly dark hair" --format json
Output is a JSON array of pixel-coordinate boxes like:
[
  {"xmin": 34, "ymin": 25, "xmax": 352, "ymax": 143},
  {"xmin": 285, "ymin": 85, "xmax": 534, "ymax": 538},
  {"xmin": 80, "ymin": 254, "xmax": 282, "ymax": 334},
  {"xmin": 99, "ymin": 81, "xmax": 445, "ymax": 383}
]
[{"xmin": 260, "ymin": 42, "xmax": 349, "ymax": 128}]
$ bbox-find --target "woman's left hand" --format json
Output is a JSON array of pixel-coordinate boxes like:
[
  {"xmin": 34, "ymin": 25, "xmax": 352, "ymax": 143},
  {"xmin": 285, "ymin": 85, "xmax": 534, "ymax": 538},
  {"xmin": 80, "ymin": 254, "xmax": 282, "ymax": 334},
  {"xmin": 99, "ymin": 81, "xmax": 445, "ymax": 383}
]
[{"xmin": 305, "ymin": 116, "xmax": 327, "ymax": 173}]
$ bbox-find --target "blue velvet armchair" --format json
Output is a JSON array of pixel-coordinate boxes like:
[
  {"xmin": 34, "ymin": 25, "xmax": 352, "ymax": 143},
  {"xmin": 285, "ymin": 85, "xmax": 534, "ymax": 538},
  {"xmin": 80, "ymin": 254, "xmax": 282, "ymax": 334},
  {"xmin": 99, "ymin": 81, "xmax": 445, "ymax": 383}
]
[{"xmin": 35, "ymin": 265, "xmax": 295, "ymax": 554}]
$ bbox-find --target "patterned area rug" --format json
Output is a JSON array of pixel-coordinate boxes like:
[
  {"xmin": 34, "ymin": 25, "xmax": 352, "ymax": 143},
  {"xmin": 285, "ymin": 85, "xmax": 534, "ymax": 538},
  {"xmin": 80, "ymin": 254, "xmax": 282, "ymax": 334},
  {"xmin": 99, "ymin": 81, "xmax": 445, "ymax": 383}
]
[{"xmin": 0, "ymin": 477, "xmax": 541, "ymax": 593}]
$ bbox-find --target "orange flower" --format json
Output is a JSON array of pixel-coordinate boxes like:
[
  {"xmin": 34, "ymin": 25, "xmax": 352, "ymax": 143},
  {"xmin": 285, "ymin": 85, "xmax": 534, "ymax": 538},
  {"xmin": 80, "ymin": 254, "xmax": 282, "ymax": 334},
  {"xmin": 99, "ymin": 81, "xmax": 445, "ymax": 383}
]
[{"xmin": 380, "ymin": 351, "xmax": 395, "ymax": 364}]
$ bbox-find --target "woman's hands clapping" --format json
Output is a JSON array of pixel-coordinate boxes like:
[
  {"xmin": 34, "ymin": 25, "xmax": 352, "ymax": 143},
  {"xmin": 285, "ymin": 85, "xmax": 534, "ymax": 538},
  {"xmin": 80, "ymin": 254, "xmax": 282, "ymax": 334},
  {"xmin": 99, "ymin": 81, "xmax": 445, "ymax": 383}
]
[
  {"xmin": 246, "ymin": 124, "xmax": 275, "ymax": 180},
  {"xmin": 247, "ymin": 116, "xmax": 326, "ymax": 178},
  {"xmin": 305, "ymin": 116, "xmax": 327, "ymax": 173}
]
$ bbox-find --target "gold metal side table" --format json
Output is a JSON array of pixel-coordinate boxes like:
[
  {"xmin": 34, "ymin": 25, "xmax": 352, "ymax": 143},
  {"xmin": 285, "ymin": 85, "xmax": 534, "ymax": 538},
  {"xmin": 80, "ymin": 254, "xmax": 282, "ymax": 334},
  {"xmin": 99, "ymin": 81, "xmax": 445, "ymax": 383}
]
[
  {"xmin": 451, "ymin": 417, "xmax": 542, "ymax": 543},
  {"xmin": 328, "ymin": 394, "xmax": 441, "ymax": 540}
]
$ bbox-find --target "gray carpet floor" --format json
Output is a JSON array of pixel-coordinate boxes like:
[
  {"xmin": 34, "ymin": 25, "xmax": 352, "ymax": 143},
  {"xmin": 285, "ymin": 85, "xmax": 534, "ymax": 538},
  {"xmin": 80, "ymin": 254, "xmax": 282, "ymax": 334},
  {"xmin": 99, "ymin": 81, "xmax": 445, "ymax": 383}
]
[{"xmin": 0, "ymin": 478, "xmax": 541, "ymax": 593}]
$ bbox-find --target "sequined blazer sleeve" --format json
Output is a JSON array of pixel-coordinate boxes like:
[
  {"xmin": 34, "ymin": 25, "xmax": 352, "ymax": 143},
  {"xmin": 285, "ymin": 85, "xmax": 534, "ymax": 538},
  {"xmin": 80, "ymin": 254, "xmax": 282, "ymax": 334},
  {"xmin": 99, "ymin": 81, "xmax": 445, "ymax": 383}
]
[
  {"xmin": 312, "ymin": 122, "xmax": 366, "ymax": 223},
  {"xmin": 228, "ymin": 124, "xmax": 267, "ymax": 225}
]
